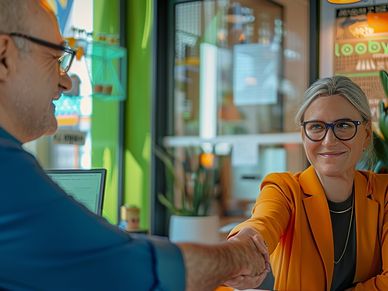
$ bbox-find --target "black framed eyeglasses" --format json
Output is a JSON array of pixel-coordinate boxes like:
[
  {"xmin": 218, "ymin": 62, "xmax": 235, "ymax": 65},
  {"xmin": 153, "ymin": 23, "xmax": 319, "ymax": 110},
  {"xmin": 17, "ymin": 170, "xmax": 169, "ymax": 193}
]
[
  {"xmin": 8, "ymin": 32, "xmax": 76, "ymax": 73},
  {"xmin": 301, "ymin": 119, "xmax": 362, "ymax": 142}
]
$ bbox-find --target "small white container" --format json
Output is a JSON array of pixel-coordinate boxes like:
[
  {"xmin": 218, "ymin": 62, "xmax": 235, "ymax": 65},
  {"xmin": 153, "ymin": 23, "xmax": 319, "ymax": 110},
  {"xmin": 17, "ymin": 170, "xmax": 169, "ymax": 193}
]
[{"xmin": 169, "ymin": 215, "xmax": 219, "ymax": 244}]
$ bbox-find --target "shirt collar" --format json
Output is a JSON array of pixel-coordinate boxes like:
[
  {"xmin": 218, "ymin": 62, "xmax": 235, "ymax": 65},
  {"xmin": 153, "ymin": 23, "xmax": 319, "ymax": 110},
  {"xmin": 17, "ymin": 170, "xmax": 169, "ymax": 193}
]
[{"xmin": 0, "ymin": 127, "xmax": 22, "ymax": 146}]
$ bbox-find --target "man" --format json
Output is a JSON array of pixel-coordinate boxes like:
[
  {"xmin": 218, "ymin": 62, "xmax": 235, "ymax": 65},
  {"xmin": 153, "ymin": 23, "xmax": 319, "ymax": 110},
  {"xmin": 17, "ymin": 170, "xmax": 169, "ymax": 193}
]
[{"xmin": 0, "ymin": 1, "xmax": 267, "ymax": 290}]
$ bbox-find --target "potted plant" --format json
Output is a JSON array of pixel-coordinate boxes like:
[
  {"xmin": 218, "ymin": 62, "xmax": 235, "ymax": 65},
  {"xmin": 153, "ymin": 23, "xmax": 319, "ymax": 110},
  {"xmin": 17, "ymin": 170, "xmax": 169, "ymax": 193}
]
[{"xmin": 155, "ymin": 146, "xmax": 220, "ymax": 244}]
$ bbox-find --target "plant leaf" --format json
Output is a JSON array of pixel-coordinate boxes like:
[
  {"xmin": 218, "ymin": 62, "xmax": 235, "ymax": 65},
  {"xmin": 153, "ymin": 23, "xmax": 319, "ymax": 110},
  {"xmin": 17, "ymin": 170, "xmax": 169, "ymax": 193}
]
[
  {"xmin": 380, "ymin": 70, "xmax": 388, "ymax": 99},
  {"xmin": 155, "ymin": 145, "xmax": 218, "ymax": 216},
  {"xmin": 378, "ymin": 100, "xmax": 388, "ymax": 141},
  {"xmin": 373, "ymin": 131, "xmax": 388, "ymax": 169},
  {"xmin": 158, "ymin": 193, "xmax": 179, "ymax": 215},
  {"xmin": 193, "ymin": 169, "xmax": 204, "ymax": 215}
]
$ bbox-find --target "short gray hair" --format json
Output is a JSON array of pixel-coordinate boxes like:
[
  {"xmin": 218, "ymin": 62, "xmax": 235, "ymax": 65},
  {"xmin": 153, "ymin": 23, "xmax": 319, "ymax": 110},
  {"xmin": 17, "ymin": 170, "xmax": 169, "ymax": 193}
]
[
  {"xmin": 0, "ymin": 0, "xmax": 33, "ymax": 50},
  {"xmin": 296, "ymin": 75, "xmax": 375, "ymax": 169},
  {"xmin": 295, "ymin": 75, "xmax": 371, "ymax": 123},
  {"xmin": 0, "ymin": 0, "xmax": 30, "ymax": 34}
]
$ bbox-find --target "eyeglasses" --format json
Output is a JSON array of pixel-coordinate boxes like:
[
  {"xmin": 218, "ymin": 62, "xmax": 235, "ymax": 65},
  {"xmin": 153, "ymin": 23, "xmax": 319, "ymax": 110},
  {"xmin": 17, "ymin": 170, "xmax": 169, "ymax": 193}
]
[
  {"xmin": 8, "ymin": 32, "xmax": 76, "ymax": 73},
  {"xmin": 301, "ymin": 119, "xmax": 362, "ymax": 142}
]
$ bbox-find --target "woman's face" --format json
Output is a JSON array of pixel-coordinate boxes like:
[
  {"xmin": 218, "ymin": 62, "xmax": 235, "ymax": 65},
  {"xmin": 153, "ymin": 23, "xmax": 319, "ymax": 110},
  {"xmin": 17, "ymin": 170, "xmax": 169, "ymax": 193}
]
[{"xmin": 301, "ymin": 94, "xmax": 371, "ymax": 178}]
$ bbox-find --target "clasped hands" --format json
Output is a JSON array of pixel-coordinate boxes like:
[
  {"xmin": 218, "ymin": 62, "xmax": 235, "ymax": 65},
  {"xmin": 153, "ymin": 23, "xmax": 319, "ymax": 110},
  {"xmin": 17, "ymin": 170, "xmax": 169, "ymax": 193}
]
[{"xmin": 224, "ymin": 227, "xmax": 271, "ymax": 290}]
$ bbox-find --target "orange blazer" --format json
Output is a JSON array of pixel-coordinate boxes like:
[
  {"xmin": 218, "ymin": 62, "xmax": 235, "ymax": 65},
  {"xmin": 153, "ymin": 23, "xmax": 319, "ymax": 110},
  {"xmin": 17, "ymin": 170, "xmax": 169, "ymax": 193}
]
[{"xmin": 229, "ymin": 166, "xmax": 388, "ymax": 291}]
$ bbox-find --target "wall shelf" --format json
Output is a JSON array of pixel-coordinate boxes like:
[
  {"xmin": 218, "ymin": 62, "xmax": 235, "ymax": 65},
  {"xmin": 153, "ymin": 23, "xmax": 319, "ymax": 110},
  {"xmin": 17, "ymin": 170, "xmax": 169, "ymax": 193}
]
[{"xmin": 85, "ymin": 41, "xmax": 127, "ymax": 101}]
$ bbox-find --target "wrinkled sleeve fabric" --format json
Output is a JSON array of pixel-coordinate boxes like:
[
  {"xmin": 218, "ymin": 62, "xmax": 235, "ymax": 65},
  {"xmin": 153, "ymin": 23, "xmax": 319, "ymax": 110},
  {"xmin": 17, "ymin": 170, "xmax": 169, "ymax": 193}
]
[
  {"xmin": 0, "ymin": 139, "xmax": 185, "ymax": 291},
  {"xmin": 228, "ymin": 173, "xmax": 294, "ymax": 254}
]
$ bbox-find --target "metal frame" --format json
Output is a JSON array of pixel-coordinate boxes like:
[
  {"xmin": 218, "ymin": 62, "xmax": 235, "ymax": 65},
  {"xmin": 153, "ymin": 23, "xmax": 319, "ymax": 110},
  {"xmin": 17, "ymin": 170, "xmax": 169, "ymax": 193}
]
[{"xmin": 117, "ymin": 0, "xmax": 128, "ymax": 224}]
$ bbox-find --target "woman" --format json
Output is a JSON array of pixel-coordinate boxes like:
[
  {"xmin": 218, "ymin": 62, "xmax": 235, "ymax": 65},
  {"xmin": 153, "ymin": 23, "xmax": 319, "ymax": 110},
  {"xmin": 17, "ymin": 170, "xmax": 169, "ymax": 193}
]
[{"xmin": 226, "ymin": 76, "xmax": 388, "ymax": 291}]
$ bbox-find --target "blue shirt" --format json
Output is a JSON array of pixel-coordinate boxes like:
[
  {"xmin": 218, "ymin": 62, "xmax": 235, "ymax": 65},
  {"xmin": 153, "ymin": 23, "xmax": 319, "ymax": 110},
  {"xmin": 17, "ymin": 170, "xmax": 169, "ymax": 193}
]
[{"xmin": 0, "ymin": 128, "xmax": 185, "ymax": 291}]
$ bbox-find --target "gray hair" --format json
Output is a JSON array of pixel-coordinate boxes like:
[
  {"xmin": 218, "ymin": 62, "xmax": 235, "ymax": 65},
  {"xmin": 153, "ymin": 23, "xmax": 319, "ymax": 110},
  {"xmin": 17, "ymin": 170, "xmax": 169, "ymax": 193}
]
[
  {"xmin": 0, "ymin": 0, "xmax": 34, "ymax": 50},
  {"xmin": 296, "ymin": 75, "xmax": 375, "ymax": 169}
]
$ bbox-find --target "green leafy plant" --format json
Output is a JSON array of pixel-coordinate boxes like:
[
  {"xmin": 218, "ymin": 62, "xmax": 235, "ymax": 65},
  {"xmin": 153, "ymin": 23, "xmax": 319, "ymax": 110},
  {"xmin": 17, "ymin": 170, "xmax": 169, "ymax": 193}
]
[
  {"xmin": 373, "ymin": 70, "xmax": 388, "ymax": 172},
  {"xmin": 155, "ymin": 147, "xmax": 217, "ymax": 216}
]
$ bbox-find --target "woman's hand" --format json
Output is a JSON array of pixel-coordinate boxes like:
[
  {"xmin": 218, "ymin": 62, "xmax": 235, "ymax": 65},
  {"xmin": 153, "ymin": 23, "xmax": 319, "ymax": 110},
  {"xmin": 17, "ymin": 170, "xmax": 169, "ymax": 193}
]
[{"xmin": 224, "ymin": 227, "xmax": 271, "ymax": 290}]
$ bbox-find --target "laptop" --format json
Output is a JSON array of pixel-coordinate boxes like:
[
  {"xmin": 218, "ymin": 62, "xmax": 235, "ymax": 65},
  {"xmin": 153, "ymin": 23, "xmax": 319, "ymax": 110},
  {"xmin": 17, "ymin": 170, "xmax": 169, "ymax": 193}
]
[{"xmin": 46, "ymin": 169, "xmax": 106, "ymax": 215}]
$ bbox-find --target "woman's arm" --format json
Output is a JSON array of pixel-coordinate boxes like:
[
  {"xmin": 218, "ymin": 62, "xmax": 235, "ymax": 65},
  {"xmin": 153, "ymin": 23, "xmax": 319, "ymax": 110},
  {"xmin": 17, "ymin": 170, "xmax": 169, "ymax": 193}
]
[
  {"xmin": 229, "ymin": 173, "xmax": 294, "ymax": 254},
  {"xmin": 223, "ymin": 173, "xmax": 295, "ymax": 290}
]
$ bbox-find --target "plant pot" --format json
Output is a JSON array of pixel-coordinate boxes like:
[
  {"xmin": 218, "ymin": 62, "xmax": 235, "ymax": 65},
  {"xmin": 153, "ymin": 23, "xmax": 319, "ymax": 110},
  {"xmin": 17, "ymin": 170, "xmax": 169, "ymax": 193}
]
[{"xmin": 169, "ymin": 215, "xmax": 219, "ymax": 244}]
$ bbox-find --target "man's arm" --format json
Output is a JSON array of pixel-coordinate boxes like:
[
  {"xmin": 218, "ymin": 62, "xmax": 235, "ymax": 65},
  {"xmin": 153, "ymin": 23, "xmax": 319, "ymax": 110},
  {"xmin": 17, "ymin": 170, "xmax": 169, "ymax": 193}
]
[{"xmin": 178, "ymin": 232, "xmax": 267, "ymax": 291}]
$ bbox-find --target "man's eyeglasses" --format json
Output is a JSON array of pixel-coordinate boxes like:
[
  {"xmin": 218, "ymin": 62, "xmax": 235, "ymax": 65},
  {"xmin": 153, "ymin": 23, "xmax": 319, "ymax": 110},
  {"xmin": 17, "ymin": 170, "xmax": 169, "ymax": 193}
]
[
  {"xmin": 8, "ymin": 32, "xmax": 76, "ymax": 73},
  {"xmin": 301, "ymin": 119, "xmax": 362, "ymax": 142}
]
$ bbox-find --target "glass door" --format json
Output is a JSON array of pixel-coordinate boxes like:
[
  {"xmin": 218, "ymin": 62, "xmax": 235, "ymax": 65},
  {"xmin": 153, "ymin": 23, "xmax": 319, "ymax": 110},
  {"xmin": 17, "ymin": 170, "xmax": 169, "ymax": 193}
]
[{"xmin": 158, "ymin": 0, "xmax": 311, "ymax": 219}]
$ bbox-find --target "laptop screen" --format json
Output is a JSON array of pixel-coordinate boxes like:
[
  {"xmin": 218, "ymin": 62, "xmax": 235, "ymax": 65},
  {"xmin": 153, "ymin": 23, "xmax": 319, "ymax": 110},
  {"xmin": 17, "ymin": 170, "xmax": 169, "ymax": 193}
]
[{"xmin": 46, "ymin": 169, "xmax": 106, "ymax": 215}]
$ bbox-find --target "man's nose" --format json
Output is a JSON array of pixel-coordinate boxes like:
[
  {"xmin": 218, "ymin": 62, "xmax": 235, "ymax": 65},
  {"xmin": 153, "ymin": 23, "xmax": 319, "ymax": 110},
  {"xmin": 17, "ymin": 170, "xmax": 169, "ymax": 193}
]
[{"xmin": 59, "ymin": 72, "xmax": 72, "ymax": 92}]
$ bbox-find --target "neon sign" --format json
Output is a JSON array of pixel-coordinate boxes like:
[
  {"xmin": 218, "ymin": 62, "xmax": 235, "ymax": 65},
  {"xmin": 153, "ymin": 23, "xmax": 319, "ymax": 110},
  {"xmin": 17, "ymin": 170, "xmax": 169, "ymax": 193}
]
[{"xmin": 335, "ymin": 40, "xmax": 388, "ymax": 56}]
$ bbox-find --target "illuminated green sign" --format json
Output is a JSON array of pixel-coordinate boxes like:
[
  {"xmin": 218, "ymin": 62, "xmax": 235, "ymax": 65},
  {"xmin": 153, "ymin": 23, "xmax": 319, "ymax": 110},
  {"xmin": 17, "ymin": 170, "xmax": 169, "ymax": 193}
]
[{"xmin": 335, "ymin": 40, "xmax": 388, "ymax": 57}]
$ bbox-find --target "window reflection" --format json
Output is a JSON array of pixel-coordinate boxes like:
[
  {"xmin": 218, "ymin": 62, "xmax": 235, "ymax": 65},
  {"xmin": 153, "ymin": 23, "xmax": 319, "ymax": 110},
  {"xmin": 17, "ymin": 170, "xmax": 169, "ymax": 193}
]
[
  {"xmin": 174, "ymin": 0, "xmax": 286, "ymax": 137},
  {"xmin": 170, "ymin": 0, "xmax": 310, "ymax": 215}
]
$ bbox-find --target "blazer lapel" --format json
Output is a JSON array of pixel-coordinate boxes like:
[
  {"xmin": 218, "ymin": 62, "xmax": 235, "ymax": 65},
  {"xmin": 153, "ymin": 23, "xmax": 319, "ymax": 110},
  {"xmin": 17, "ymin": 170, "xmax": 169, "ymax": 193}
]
[
  {"xmin": 353, "ymin": 171, "xmax": 379, "ymax": 282},
  {"xmin": 300, "ymin": 166, "xmax": 334, "ymax": 290}
]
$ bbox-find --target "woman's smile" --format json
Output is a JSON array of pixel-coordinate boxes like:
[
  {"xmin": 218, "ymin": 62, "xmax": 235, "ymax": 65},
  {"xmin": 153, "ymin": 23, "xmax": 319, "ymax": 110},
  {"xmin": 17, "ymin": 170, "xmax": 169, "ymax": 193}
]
[{"xmin": 318, "ymin": 150, "xmax": 347, "ymax": 158}]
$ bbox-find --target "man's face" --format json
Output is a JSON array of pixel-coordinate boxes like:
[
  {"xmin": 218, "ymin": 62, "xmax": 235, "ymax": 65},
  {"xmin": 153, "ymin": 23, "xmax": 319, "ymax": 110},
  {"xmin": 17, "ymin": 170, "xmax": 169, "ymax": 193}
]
[{"xmin": 0, "ymin": 0, "xmax": 72, "ymax": 142}]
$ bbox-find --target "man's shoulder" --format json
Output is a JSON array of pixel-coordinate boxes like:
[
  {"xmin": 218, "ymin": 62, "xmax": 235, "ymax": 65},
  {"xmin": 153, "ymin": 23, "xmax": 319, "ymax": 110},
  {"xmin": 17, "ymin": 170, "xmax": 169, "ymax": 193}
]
[
  {"xmin": 0, "ymin": 138, "xmax": 41, "ymax": 175},
  {"xmin": 0, "ymin": 140, "xmax": 64, "ymax": 210}
]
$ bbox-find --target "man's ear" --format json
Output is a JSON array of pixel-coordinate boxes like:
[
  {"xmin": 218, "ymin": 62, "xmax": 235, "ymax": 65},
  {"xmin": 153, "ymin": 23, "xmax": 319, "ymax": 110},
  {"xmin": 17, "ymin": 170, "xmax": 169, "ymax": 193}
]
[{"xmin": 0, "ymin": 36, "xmax": 13, "ymax": 81}]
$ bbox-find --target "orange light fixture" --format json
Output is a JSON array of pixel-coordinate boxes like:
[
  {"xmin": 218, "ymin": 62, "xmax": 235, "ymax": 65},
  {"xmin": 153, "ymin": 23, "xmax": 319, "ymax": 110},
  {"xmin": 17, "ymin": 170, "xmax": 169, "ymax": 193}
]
[
  {"xmin": 327, "ymin": 0, "xmax": 362, "ymax": 4},
  {"xmin": 200, "ymin": 153, "xmax": 215, "ymax": 169}
]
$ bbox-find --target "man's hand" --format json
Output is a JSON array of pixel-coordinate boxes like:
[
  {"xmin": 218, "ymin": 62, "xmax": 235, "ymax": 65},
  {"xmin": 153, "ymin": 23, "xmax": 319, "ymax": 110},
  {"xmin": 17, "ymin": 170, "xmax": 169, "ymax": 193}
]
[
  {"xmin": 224, "ymin": 227, "xmax": 270, "ymax": 290},
  {"xmin": 178, "ymin": 227, "xmax": 269, "ymax": 291}
]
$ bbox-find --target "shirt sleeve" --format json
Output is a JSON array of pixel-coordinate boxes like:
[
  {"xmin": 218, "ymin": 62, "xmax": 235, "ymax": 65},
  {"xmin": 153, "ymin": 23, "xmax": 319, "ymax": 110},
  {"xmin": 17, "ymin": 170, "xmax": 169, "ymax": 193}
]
[{"xmin": 147, "ymin": 235, "xmax": 186, "ymax": 291}]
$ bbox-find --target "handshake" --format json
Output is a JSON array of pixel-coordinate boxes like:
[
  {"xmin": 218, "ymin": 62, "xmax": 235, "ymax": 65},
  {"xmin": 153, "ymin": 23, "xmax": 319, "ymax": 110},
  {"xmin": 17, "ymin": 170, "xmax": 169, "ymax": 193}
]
[
  {"xmin": 224, "ymin": 227, "xmax": 271, "ymax": 289},
  {"xmin": 178, "ymin": 227, "xmax": 270, "ymax": 291}
]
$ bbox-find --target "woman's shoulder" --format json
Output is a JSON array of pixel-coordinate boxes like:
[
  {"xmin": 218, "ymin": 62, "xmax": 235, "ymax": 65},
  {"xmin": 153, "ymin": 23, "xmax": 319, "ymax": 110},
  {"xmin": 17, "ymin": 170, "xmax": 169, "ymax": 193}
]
[
  {"xmin": 261, "ymin": 171, "xmax": 302, "ymax": 191},
  {"xmin": 358, "ymin": 169, "xmax": 388, "ymax": 183},
  {"xmin": 357, "ymin": 170, "xmax": 388, "ymax": 201}
]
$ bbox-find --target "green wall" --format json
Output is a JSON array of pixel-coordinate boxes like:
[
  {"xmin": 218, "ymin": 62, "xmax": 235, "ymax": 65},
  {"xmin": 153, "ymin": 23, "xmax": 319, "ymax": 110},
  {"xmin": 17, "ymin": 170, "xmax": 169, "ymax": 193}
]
[
  {"xmin": 124, "ymin": 0, "xmax": 153, "ymax": 229},
  {"xmin": 92, "ymin": 0, "xmax": 153, "ymax": 228},
  {"xmin": 92, "ymin": 0, "xmax": 120, "ymax": 224}
]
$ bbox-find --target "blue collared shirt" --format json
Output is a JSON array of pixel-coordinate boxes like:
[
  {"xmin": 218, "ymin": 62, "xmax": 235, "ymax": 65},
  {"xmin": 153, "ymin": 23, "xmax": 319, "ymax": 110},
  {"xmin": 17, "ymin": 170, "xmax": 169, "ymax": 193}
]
[{"xmin": 0, "ymin": 127, "xmax": 185, "ymax": 291}]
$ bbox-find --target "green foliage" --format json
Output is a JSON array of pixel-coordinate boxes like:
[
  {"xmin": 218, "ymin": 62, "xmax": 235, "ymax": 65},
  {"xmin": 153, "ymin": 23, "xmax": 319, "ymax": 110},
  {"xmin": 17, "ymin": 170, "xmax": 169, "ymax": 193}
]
[
  {"xmin": 379, "ymin": 100, "xmax": 388, "ymax": 141},
  {"xmin": 373, "ymin": 131, "xmax": 388, "ymax": 172},
  {"xmin": 380, "ymin": 70, "xmax": 388, "ymax": 99},
  {"xmin": 375, "ymin": 70, "xmax": 388, "ymax": 172},
  {"xmin": 155, "ymin": 147, "xmax": 217, "ymax": 216}
]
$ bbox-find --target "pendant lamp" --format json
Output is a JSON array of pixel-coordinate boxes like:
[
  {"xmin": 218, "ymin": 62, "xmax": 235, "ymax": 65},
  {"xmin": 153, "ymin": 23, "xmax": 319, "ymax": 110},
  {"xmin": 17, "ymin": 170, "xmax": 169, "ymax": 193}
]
[{"xmin": 327, "ymin": 0, "xmax": 362, "ymax": 4}]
